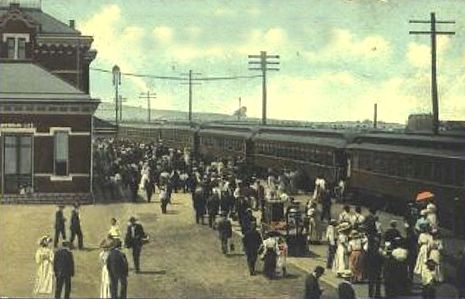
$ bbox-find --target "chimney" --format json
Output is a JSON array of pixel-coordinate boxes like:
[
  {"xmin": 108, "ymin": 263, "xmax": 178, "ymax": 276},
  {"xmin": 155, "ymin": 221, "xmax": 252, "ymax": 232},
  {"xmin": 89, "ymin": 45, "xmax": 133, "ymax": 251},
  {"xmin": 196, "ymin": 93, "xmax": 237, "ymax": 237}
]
[{"xmin": 69, "ymin": 20, "xmax": 75, "ymax": 29}]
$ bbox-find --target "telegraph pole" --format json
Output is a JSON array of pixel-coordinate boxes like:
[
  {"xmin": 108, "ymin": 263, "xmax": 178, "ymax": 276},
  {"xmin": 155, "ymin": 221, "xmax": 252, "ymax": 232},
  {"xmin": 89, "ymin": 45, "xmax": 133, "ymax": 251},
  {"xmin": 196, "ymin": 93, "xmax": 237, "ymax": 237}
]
[
  {"xmin": 238, "ymin": 97, "xmax": 242, "ymax": 120},
  {"xmin": 409, "ymin": 13, "xmax": 455, "ymax": 135},
  {"xmin": 374, "ymin": 103, "xmax": 378, "ymax": 129},
  {"xmin": 248, "ymin": 51, "xmax": 279, "ymax": 126},
  {"xmin": 139, "ymin": 91, "xmax": 157, "ymax": 123},
  {"xmin": 76, "ymin": 38, "xmax": 81, "ymax": 90},
  {"xmin": 181, "ymin": 70, "xmax": 201, "ymax": 123},
  {"xmin": 112, "ymin": 65, "xmax": 121, "ymax": 129}
]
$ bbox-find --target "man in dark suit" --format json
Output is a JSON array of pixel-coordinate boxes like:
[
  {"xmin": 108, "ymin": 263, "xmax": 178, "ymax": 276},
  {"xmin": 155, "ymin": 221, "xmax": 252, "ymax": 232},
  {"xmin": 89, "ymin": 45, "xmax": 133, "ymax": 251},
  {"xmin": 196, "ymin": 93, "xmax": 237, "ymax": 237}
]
[
  {"xmin": 69, "ymin": 203, "xmax": 83, "ymax": 249},
  {"xmin": 242, "ymin": 224, "xmax": 262, "ymax": 275},
  {"xmin": 193, "ymin": 186, "xmax": 206, "ymax": 224},
  {"xmin": 304, "ymin": 266, "xmax": 325, "ymax": 299},
  {"xmin": 53, "ymin": 241, "xmax": 74, "ymax": 299},
  {"xmin": 217, "ymin": 212, "xmax": 232, "ymax": 254},
  {"xmin": 54, "ymin": 205, "xmax": 66, "ymax": 248},
  {"xmin": 207, "ymin": 191, "xmax": 220, "ymax": 228},
  {"xmin": 107, "ymin": 239, "xmax": 129, "ymax": 299},
  {"xmin": 125, "ymin": 216, "xmax": 146, "ymax": 273}
]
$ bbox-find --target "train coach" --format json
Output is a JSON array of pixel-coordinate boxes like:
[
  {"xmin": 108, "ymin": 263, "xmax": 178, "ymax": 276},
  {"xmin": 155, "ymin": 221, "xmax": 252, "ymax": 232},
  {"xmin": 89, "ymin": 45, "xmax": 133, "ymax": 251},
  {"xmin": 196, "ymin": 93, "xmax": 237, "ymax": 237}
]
[
  {"xmin": 118, "ymin": 123, "xmax": 161, "ymax": 142},
  {"xmin": 159, "ymin": 123, "xmax": 198, "ymax": 155},
  {"xmin": 197, "ymin": 124, "xmax": 255, "ymax": 164},
  {"xmin": 346, "ymin": 133, "xmax": 465, "ymax": 227},
  {"xmin": 252, "ymin": 127, "xmax": 351, "ymax": 187}
]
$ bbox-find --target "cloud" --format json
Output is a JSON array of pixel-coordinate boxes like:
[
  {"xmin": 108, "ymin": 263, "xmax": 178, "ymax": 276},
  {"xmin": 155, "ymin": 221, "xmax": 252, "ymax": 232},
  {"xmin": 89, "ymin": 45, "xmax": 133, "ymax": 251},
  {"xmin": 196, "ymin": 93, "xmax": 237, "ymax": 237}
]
[
  {"xmin": 213, "ymin": 7, "xmax": 235, "ymax": 16},
  {"xmin": 153, "ymin": 26, "xmax": 174, "ymax": 43},
  {"xmin": 305, "ymin": 28, "xmax": 391, "ymax": 63},
  {"xmin": 406, "ymin": 36, "xmax": 450, "ymax": 68},
  {"xmin": 80, "ymin": 4, "xmax": 151, "ymax": 98}
]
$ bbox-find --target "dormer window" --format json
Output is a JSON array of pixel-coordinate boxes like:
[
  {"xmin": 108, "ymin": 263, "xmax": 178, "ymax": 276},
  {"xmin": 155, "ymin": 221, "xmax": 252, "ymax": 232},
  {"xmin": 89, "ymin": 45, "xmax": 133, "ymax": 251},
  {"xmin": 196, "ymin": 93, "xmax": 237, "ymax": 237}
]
[{"xmin": 2, "ymin": 33, "xmax": 29, "ymax": 59}]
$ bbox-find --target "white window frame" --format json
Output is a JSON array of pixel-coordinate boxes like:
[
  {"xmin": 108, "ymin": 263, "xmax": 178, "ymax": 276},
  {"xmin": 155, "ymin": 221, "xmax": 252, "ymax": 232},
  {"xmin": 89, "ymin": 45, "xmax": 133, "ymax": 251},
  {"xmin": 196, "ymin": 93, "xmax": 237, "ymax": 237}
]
[
  {"xmin": 2, "ymin": 33, "xmax": 30, "ymax": 60},
  {"xmin": 53, "ymin": 130, "xmax": 69, "ymax": 177}
]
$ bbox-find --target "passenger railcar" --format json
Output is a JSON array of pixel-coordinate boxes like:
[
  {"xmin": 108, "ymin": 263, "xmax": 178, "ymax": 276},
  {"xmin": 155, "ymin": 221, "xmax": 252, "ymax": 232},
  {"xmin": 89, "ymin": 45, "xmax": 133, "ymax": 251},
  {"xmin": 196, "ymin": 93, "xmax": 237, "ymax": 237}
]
[
  {"xmin": 198, "ymin": 124, "xmax": 254, "ymax": 164},
  {"xmin": 118, "ymin": 123, "xmax": 161, "ymax": 142},
  {"xmin": 347, "ymin": 133, "xmax": 465, "ymax": 226},
  {"xmin": 252, "ymin": 127, "xmax": 351, "ymax": 185},
  {"xmin": 159, "ymin": 123, "xmax": 198, "ymax": 154}
]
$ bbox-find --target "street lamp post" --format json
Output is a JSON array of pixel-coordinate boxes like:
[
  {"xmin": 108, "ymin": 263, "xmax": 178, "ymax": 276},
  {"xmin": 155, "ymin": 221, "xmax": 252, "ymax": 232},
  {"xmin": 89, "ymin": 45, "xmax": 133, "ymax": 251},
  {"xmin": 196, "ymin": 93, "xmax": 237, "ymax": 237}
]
[{"xmin": 112, "ymin": 65, "xmax": 121, "ymax": 131}]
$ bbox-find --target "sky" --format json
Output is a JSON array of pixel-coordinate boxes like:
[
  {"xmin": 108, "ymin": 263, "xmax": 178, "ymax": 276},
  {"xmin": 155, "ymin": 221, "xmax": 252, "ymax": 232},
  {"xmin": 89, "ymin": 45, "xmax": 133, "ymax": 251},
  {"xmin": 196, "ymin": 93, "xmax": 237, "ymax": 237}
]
[{"xmin": 39, "ymin": 0, "xmax": 465, "ymax": 123}]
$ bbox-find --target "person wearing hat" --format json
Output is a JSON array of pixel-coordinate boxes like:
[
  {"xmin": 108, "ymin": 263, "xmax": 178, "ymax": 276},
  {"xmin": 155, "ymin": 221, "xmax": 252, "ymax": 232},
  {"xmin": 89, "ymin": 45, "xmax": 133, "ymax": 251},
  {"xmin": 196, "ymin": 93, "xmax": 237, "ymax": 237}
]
[
  {"xmin": 207, "ymin": 189, "xmax": 220, "ymax": 228},
  {"xmin": 337, "ymin": 277, "xmax": 356, "ymax": 299},
  {"xmin": 242, "ymin": 223, "xmax": 262, "ymax": 276},
  {"xmin": 217, "ymin": 211, "xmax": 233, "ymax": 255},
  {"xmin": 54, "ymin": 205, "xmax": 66, "ymax": 248},
  {"xmin": 53, "ymin": 241, "xmax": 74, "ymax": 299},
  {"xmin": 106, "ymin": 239, "xmax": 128, "ymax": 299},
  {"xmin": 384, "ymin": 220, "xmax": 402, "ymax": 245},
  {"xmin": 422, "ymin": 259, "xmax": 438, "ymax": 299},
  {"xmin": 333, "ymin": 222, "xmax": 350, "ymax": 277},
  {"xmin": 124, "ymin": 216, "xmax": 147, "ymax": 273},
  {"xmin": 98, "ymin": 237, "xmax": 113, "ymax": 298},
  {"xmin": 34, "ymin": 235, "xmax": 54, "ymax": 295},
  {"xmin": 69, "ymin": 202, "xmax": 83, "ymax": 250},
  {"xmin": 325, "ymin": 219, "xmax": 338, "ymax": 269},
  {"xmin": 348, "ymin": 230, "xmax": 364, "ymax": 283},
  {"xmin": 304, "ymin": 266, "xmax": 325, "ymax": 299},
  {"xmin": 383, "ymin": 239, "xmax": 409, "ymax": 298}
]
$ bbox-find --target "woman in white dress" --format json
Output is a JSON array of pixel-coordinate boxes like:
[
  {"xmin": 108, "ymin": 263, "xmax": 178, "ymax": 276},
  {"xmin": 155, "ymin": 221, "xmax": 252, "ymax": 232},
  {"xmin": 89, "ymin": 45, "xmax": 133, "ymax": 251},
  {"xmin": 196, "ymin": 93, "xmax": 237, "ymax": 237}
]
[
  {"xmin": 99, "ymin": 238, "xmax": 113, "ymax": 299},
  {"xmin": 429, "ymin": 231, "xmax": 444, "ymax": 282},
  {"xmin": 307, "ymin": 203, "xmax": 322, "ymax": 244},
  {"xmin": 33, "ymin": 235, "xmax": 54, "ymax": 295},
  {"xmin": 333, "ymin": 223, "xmax": 350, "ymax": 277},
  {"xmin": 108, "ymin": 218, "xmax": 122, "ymax": 240},
  {"xmin": 414, "ymin": 227, "xmax": 433, "ymax": 275}
]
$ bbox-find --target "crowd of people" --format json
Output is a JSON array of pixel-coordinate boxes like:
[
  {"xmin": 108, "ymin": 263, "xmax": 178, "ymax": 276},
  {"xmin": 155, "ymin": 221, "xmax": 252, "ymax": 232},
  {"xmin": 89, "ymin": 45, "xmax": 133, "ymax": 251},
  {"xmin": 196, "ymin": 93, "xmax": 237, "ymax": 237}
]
[{"xmin": 30, "ymin": 137, "xmax": 465, "ymax": 299}]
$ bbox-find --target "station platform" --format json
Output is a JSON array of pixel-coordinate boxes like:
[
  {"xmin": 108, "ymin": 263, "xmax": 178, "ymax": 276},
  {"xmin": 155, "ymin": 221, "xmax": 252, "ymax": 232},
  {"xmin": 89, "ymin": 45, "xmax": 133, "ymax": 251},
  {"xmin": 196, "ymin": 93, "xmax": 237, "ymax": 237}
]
[{"xmin": 230, "ymin": 192, "xmax": 463, "ymax": 298}]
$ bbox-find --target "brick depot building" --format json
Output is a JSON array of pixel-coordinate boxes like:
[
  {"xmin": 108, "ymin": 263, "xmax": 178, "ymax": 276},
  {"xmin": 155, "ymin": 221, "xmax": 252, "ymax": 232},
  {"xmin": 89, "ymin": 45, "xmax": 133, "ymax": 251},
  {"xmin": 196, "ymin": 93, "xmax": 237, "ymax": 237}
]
[{"xmin": 0, "ymin": 2, "xmax": 99, "ymax": 202}]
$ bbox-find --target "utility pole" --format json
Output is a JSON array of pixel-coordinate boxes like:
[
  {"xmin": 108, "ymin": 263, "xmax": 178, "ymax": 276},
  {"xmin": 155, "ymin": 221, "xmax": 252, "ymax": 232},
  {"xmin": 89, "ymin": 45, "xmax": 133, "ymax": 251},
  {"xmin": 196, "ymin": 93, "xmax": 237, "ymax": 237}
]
[
  {"xmin": 238, "ymin": 97, "xmax": 242, "ymax": 121},
  {"xmin": 248, "ymin": 51, "xmax": 279, "ymax": 126},
  {"xmin": 181, "ymin": 70, "xmax": 201, "ymax": 123},
  {"xmin": 112, "ymin": 65, "xmax": 121, "ymax": 129},
  {"xmin": 119, "ymin": 95, "xmax": 127, "ymax": 122},
  {"xmin": 76, "ymin": 38, "xmax": 81, "ymax": 90},
  {"xmin": 409, "ymin": 13, "xmax": 455, "ymax": 135},
  {"xmin": 139, "ymin": 91, "xmax": 157, "ymax": 123},
  {"xmin": 374, "ymin": 103, "xmax": 378, "ymax": 129}
]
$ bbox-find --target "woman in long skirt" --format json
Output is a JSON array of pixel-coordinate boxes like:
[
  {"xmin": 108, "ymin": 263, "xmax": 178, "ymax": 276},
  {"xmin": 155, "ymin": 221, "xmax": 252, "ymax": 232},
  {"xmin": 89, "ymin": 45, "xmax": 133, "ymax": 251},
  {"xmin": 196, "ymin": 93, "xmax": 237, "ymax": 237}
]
[
  {"xmin": 414, "ymin": 228, "xmax": 433, "ymax": 276},
  {"xmin": 99, "ymin": 238, "xmax": 112, "ymax": 299},
  {"xmin": 333, "ymin": 224, "xmax": 350, "ymax": 277},
  {"xmin": 429, "ymin": 231, "xmax": 444, "ymax": 282},
  {"xmin": 348, "ymin": 230, "xmax": 364, "ymax": 283},
  {"xmin": 34, "ymin": 236, "xmax": 54, "ymax": 295},
  {"xmin": 307, "ymin": 203, "xmax": 322, "ymax": 244}
]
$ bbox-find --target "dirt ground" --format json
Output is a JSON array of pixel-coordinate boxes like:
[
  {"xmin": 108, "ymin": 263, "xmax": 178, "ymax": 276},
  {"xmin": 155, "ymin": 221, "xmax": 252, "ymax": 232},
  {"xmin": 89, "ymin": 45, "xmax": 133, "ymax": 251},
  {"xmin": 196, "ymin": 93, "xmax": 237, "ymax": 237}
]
[{"xmin": 0, "ymin": 193, "xmax": 336, "ymax": 298}]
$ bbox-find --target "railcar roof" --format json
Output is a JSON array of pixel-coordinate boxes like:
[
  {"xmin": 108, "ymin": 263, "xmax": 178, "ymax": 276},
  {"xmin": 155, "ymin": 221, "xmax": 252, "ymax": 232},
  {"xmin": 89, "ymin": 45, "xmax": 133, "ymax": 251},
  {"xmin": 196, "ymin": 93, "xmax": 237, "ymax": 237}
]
[
  {"xmin": 347, "ymin": 143, "xmax": 465, "ymax": 160},
  {"xmin": 357, "ymin": 133, "xmax": 465, "ymax": 145},
  {"xmin": 254, "ymin": 133, "xmax": 347, "ymax": 148},
  {"xmin": 199, "ymin": 129, "xmax": 253, "ymax": 139}
]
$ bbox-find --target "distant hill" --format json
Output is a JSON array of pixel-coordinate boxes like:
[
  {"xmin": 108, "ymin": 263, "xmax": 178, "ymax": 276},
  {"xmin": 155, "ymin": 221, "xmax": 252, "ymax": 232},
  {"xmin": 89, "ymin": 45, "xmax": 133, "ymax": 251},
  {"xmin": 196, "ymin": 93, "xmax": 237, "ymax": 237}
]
[
  {"xmin": 95, "ymin": 102, "xmax": 405, "ymax": 131},
  {"xmin": 95, "ymin": 102, "xmax": 240, "ymax": 122}
]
